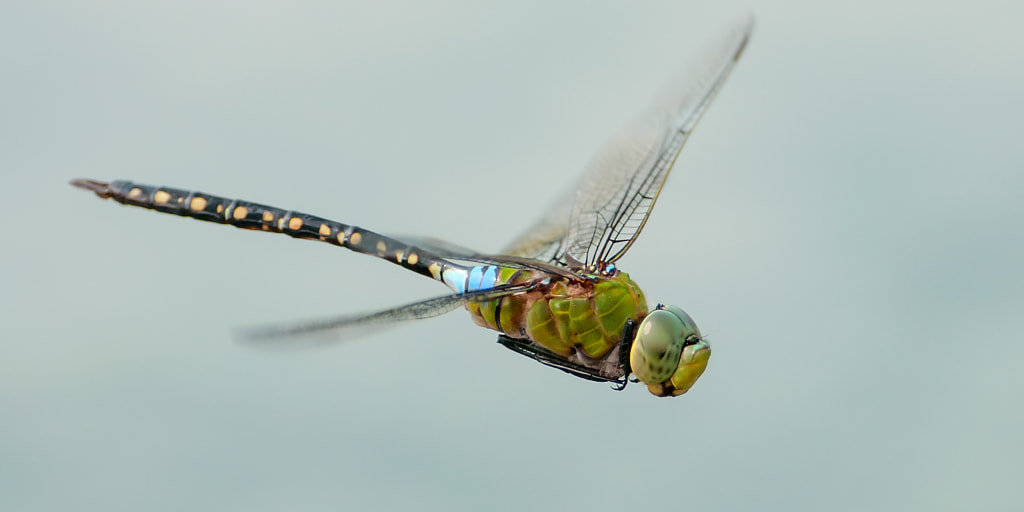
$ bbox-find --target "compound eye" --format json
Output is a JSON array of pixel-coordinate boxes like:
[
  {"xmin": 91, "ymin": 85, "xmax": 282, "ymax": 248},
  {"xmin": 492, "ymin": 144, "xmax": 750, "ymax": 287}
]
[
  {"xmin": 630, "ymin": 309, "xmax": 686, "ymax": 384},
  {"xmin": 661, "ymin": 305, "xmax": 700, "ymax": 334}
]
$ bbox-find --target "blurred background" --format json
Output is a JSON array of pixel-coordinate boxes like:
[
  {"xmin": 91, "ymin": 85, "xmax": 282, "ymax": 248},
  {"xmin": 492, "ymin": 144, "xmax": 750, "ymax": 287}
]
[{"xmin": 2, "ymin": 1, "xmax": 1022, "ymax": 510}]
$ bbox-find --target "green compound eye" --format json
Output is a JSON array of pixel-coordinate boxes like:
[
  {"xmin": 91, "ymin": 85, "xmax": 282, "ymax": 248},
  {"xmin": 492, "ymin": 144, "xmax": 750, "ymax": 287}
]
[{"xmin": 630, "ymin": 306, "xmax": 710, "ymax": 397}]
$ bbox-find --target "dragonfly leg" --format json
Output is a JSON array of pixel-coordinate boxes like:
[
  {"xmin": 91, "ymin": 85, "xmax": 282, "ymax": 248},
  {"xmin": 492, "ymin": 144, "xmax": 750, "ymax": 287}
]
[
  {"xmin": 614, "ymin": 318, "xmax": 637, "ymax": 391},
  {"xmin": 496, "ymin": 335, "xmax": 625, "ymax": 385}
]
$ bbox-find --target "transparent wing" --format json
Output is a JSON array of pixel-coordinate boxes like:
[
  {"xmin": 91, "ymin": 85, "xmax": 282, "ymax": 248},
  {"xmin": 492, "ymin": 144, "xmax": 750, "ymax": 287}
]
[
  {"xmin": 566, "ymin": 16, "xmax": 753, "ymax": 270},
  {"xmin": 507, "ymin": 15, "xmax": 753, "ymax": 272},
  {"xmin": 500, "ymin": 189, "xmax": 573, "ymax": 264},
  {"xmin": 241, "ymin": 281, "xmax": 540, "ymax": 344},
  {"xmin": 396, "ymin": 235, "xmax": 583, "ymax": 280},
  {"xmin": 393, "ymin": 235, "xmax": 481, "ymax": 259}
]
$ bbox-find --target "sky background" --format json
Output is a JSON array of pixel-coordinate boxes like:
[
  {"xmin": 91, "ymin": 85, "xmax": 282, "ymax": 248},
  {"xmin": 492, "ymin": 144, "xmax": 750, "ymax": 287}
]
[{"xmin": 2, "ymin": 1, "xmax": 1022, "ymax": 510}]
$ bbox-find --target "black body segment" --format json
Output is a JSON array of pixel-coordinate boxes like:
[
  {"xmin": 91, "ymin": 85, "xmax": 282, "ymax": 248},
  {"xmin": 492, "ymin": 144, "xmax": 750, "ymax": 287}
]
[{"xmin": 70, "ymin": 179, "xmax": 452, "ymax": 281}]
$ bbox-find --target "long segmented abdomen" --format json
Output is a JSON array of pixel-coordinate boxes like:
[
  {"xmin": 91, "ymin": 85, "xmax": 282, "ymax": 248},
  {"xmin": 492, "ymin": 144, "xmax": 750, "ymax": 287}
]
[{"xmin": 70, "ymin": 179, "xmax": 465, "ymax": 286}]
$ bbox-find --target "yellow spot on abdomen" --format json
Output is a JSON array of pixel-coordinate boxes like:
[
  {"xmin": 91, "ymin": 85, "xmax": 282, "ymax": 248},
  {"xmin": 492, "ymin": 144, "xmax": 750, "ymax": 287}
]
[
  {"xmin": 288, "ymin": 217, "xmax": 303, "ymax": 230},
  {"xmin": 336, "ymin": 233, "xmax": 346, "ymax": 245},
  {"xmin": 189, "ymin": 196, "xmax": 207, "ymax": 211},
  {"xmin": 216, "ymin": 204, "xmax": 223, "ymax": 213},
  {"xmin": 318, "ymin": 223, "xmax": 331, "ymax": 237},
  {"xmin": 408, "ymin": 253, "xmax": 419, "ymax": 265},
  {"xmin": 128, "ymin": 188, "xmax": 143, "ymax": 199},
  {"xmin": 428, "ymin": 262, "xmax": 442, "ymax": 280},
  {"xmin": 154, "ymin": 190, "xmax": 171, "ymax": 204},
  {"xmin": 350, "ymin": 232, "xmax": 362, "ymax": 245},
  {"xmin": 232, "ymin": 206, "xmax": 249, "ymax": 220},
  {"xmin": 376, "ymin": 241, "xmax": 387, "ymax": 253},
  {"xmin": 262, "ymin": 211, "xmax": 274, "ymax": 222}
]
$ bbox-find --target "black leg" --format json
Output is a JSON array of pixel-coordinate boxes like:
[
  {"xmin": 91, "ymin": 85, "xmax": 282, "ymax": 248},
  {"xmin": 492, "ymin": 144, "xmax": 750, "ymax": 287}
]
[
  {"xmin": 496, "ymin": 335, "xmax": 626, "ymax": 384},
  {"xmin": 609, "ymin": 319, "xmax": 637, "ymax": 391}
]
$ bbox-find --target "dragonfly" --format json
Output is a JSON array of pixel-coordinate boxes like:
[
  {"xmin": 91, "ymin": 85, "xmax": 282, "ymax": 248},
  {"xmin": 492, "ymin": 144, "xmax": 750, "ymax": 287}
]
[{"xmin": 71, "ymin": 17, "xmax": 752, "ymax": 397}]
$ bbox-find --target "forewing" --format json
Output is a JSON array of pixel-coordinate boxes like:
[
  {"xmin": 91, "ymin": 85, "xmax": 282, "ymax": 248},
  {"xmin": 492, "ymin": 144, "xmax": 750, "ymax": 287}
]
[
  {"xmin": 500, "ymin": 188, "xmax": 573, "ymax": 264},
  {"xmin": 563, "ymin": 15, "xmax": 753, "ymax": 270}
]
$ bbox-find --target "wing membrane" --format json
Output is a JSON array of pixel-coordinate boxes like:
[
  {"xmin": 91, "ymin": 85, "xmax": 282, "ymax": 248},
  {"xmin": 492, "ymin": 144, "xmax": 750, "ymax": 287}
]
[
  {"xmin": 506, "ymin": 16, "xmax": 753, "ymax": 271},
  {"xmin": 393, "ymin": 235, "xmax": 481, "ymax": 259},
  {"xmin": 242, "ymin": 281, "xmax": 540, "ymax": 343},
  {"xmin": 500, "ymin": 189, "xmax": 573, "ymax": 264},
  {"xmin": 397, "ymin": 235, "xmax": 583, "ymax": 280}
]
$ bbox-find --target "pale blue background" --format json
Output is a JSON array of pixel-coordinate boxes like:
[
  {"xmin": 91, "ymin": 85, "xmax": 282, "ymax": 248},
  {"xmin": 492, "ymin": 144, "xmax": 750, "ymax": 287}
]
[{"xmin": 2, "ymin": 1, "xmax": 1022, "ymax": 511}]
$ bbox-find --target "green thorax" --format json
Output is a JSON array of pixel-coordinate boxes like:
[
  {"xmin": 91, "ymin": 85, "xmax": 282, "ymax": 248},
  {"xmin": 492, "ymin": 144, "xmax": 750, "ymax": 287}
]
[{"xmin": 467, "ymin": 269, "xmax": 648, "ymax": 359}]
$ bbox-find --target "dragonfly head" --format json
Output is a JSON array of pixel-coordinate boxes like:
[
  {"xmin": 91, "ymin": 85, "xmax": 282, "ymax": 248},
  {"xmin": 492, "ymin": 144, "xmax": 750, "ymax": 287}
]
[{"xmin": 630, "ymin": 305, "xmax": 710, "ymax": 397}]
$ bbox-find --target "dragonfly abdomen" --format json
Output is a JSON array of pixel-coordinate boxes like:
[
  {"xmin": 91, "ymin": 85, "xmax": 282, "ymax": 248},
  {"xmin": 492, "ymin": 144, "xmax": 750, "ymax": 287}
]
[
  {"xmin": 463, "ymin": 266, "xmax": 535, "ymax": 331},
  {"xmin": 70, "ymin": 179, "xmax": 462, "ymax": 285}
]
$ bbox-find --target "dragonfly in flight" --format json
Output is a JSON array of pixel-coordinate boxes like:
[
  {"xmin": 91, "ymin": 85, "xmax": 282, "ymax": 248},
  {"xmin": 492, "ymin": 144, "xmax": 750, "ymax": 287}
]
[{"xmin": 72, "ymin": 17, "xmax": 752, "ymax": 396}]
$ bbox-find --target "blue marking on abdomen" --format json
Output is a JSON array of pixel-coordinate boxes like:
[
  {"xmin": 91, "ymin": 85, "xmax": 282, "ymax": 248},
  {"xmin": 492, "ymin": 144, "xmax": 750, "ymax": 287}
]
[
  {"xmin": 482, "ymin": 266, "xmax": 498, "ymax": 290},
  {"xmin": 466, "ymin": 265, "xmax": 501, "ymax": 293},
  {"xmin": 467, "ymin": 266, "xmax": 485, "ymax": 292},
  {"xmin": 442, "ymin": 267, "xmax": 469, "ymax": 294}
]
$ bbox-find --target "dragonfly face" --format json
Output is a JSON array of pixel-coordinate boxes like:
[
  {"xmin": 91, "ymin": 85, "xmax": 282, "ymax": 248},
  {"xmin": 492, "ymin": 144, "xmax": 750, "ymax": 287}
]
[{"xmin": 631, "ymin": 305, "xmax": 710, "ymax": 397}]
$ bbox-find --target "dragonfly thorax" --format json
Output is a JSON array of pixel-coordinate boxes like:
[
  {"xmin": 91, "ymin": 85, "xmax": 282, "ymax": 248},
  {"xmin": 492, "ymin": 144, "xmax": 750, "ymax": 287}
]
[{"xmin": 465, "ymin": 270, "xmax": 649, "ymax": 379}]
